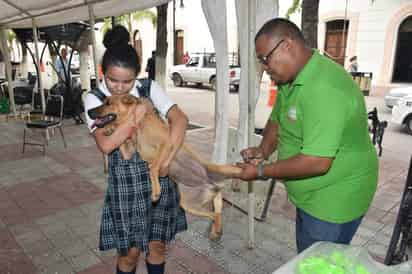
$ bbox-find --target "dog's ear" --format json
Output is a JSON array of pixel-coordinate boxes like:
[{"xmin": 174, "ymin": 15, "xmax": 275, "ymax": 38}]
[
  {"xmin": 122, "ymin": 95, "xmax": 137, "ymax": 105},
  {"xmin": 88, "ymin": 107, "xmax": 100, "ymax": 119},
  {"xmin": 103, "ymin": 97, "xmax": 112, "ymax": 106}
]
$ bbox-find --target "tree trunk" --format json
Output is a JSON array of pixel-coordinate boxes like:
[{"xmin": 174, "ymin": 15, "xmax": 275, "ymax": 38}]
[
  {"xmin": 156, "ymin": 4, "xmax": 168, "ymax": 89},
  {"xmin": 301, "ymin": 0, "xmax": 319, "ymax": 48},
  {"xmin": 128, "ymin": 14, "xmax": 133, "ymax": 45},
  {"xmin": 20, "ymin": 41, "xmax": 28, "ymax": 78}
]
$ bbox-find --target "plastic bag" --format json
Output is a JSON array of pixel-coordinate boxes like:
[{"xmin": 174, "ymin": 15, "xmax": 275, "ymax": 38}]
[{"xmin": 272, "ymin": 242, "xmax": 412, "ymax": 274}]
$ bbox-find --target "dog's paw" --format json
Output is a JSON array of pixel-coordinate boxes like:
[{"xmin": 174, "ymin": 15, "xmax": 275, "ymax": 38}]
[
  {"xmin": 103, "ymin": 128, "xmax": 115, "ymax": 136},
  {"xmin": 151, "ymin": 192, "xmax": 161, "ymax": 203},
  {"xmin": 209, "ymin": 228, "xmax": 222, "ymax": 241}
]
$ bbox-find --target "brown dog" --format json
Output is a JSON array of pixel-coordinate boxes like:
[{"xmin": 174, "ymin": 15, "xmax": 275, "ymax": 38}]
[{"xmin": 90, "ymin": 94, "xmax": 242, "ymax": 239}]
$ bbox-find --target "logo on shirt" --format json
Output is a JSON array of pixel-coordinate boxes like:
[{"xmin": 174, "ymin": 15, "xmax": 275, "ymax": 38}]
[{"xmin": 288, "ymin": 106, "xmax": 297, "ymax": 121}]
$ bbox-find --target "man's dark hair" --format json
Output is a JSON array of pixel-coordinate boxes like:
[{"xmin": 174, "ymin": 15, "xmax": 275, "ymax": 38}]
[
  {"xmin": 102, "ymin": 25, "xmax": 140, "ymax": 76},
  {"xmin": 255, "ymin": 18, "xmax": 305, "ymax": 43}
]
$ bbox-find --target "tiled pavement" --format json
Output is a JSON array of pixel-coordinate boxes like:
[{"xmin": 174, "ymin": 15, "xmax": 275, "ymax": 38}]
[{"xmin": 0, "ymin": 106, "xmax": 411, "ymax": 274}]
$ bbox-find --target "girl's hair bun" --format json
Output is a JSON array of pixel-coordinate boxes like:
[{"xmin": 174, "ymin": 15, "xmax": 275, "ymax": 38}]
[{"xmin": 103, "ymin": 25, "xmax": 130, "ymax": 49}]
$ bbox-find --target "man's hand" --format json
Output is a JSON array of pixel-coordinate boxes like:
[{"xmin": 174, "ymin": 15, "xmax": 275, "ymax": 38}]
[
  {"xmin": 240, "ymin": 147, "xmax": 264, "ymax": 164},
  {"xmin": 232, "ymin": 162, "xmax": 259, "ymax": 181}
]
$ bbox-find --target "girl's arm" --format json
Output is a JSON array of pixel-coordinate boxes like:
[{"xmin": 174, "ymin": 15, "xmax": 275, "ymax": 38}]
[
  {"xmin": 159, "ymin": 105, "xmax": 188, "ymax": 176},
  {"xmin": 93, "ymin": 104, "xmax": 147, "ymax": 154}
]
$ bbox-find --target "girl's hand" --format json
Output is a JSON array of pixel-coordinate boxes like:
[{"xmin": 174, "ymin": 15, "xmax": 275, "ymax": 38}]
[{"xmin": 126, "ymin": 104, "xmax": 147, "ymax": 127}]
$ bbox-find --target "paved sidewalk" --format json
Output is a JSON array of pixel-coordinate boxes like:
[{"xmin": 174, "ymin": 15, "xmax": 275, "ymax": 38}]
[{"xmin": 0, "ymin": 102, "xmax": 410, "ymax": 273}]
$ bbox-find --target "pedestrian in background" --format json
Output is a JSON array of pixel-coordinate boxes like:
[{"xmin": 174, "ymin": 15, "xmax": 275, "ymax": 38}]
[
  {"xmin": 54, "ymin": 48, "xmax": 69, "ymax": 82},
  {"xmin": 146, "ymin": 50, "xmax": 156, "ymax": 80},
  {"xmin": 183, "ymin": 51, "xmax": 190, "ymax": 63},
  {"xmin": 348, "ymin": 55, "xmax": 358, "ymax": 73}
]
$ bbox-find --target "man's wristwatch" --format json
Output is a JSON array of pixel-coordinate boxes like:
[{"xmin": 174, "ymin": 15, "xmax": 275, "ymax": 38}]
[{"xmin": 257, "ymin": 162, "xmax": 269, "ymax": 180}]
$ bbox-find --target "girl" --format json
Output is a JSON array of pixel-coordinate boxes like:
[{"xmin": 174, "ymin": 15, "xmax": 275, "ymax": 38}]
[{"xmin": 84, "ymin": 25, "xmax": 188, "ymax": 274}]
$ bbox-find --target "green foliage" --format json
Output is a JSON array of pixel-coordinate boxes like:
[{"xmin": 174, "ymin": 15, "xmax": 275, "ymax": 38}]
[
  {"xmin": 286, "ymin": 0, "xmax": 301, "ymax": 19},
  {"xmin": 132, "ymin": 10, "xmax": 157, "ymax": 27},
  {"xmin": 100, "ymin": 9, "xmax": 157, "ymax": 36},
  {"xmin": 6, "ymin": 30, "xmax": 16, "ymax": 44}
]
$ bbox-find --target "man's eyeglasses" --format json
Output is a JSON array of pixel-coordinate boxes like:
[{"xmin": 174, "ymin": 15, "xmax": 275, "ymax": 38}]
[{"xmin": 257, "ymin": 39, "xmax": 284, "ymax": 65}]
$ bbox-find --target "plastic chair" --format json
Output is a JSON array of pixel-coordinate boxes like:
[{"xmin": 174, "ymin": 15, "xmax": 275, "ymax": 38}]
[{"xmin": 23, "ymin": 94, "xmax": 67, "ymax": 155}]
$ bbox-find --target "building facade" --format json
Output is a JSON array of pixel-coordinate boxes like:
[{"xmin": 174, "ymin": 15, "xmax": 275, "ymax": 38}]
[
  {"xmin": 318, "ymin": 0, "xmax": 412, "ymax": 87},
  {"xmin": 165, "ymin": 0, "xmax": 412, "ymax": 88}
]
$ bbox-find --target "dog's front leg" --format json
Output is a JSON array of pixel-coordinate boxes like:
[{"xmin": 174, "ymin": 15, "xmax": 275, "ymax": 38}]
[
  {"xmin": 119, "ymin": 139, "xmax": 136, "ymax": 160},
  {"xmin": 149, "ymin": 142, "xmax": 173, "ymax": 202},
  {"xmin": 209, "ymin": 192, "xmax": 223, "ymax": 241}
]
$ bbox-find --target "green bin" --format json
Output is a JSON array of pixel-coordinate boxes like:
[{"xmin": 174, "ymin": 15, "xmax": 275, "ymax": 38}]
[
  {"xmin": 350, "ymin": 72, "xmax": 372, "ymax": 96},
  {"xmin": 0, "ymin": 96, "xmax": 9, "ymax": 114}
]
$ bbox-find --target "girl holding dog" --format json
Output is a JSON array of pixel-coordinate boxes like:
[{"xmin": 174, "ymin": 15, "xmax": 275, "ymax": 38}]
[{"xmin": 84, "ymin": 25, "xmax": 188, "ymax": 274}]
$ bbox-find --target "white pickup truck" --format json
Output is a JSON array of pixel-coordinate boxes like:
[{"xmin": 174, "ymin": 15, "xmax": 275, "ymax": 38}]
[
  {"xmin": 392, "ymin": 95, "xmax": 412, "ymax": 135},
  {"xmin": 168, "ymin": 52, "xmax": 240, "ymax": 91}
]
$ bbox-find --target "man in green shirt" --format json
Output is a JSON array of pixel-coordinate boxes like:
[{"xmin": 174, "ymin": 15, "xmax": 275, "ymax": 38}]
[{"xmin": 233, "ymin": 18, "xmax": 378, "ymax": 253}]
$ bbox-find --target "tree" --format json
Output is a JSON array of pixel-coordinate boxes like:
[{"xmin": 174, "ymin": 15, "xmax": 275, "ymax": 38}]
[
  {"xmin": 5, "ymin": 30, "xmax": 19, "ymax": 62},
  {"xmin": 285, "ymin": 0, "xmax": 319, "ymax": 48},
  {"xmin": 286, "ymin": 0, "xmax": 301, "ymax": 19},
  {"xmin": 100, "ymin": 10, "xmax": 157, "ymax": 75},
  {"xmin": 155, "ymin": 3, "xmax": 168, "ymax": 89},
  {"xmin": 301, "ymin": 0, "xmax": 319, "ymax": 48},
  {"xmin": 100, "ymin": 9, "xmax": 157, "ymax": 37}
]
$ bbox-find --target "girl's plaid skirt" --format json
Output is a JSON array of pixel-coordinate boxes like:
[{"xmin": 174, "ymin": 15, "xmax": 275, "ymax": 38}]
[{"xmin": 99, "ymin": 150, "xmax": 187, "ymax": 256}]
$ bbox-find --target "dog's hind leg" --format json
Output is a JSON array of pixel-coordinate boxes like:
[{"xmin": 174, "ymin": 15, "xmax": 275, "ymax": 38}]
[{"xmin": 209, "ymin": 192, "xmax": 223, "ymax": 241}]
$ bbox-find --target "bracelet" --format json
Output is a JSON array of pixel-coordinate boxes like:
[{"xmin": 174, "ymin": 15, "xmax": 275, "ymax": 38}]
[{"xmin": 257, "ymin": 162, "xmax": 269, "ymax": 180}]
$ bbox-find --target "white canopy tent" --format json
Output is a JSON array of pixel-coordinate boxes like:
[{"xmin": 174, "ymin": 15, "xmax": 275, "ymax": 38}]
[
  {"xmin": 0, "ymin": 0, "xmax": 279, "ymax": 248},
  {"xmin": 0, "ymin": 0, "xmax": 170, "ymax": 28}
]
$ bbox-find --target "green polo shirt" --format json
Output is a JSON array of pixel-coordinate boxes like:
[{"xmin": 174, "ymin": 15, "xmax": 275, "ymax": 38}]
[{"xmin": 270, "ymin": 50, "xmax": 378, "ymax": 223}]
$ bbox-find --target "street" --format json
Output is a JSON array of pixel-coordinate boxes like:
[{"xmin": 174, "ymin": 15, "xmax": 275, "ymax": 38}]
[
  {"xmin": 166, "ymin": 81, "xmax": 272, "ymax": 129},
  {"xmin": 166, "ymin": 81, "xmax": 412, "ymax": 163},
  {"xmin": 0, "ymin": 82, "xmax": 411, "ymax": 273}
]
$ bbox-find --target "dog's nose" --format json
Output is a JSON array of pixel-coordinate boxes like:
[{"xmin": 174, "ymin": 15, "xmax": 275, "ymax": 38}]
[
  {"xmin": 93, "ymin": 113, "xmax": 117, "ymax": 128},
  {"xmin": 88, "ymin": 108, "xmax": 99, "ymax": 119}
]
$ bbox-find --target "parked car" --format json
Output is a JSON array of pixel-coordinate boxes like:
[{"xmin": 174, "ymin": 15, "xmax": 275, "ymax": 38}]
[
  {"xmin": 392, "ymin": 95, "xmax": 412, "ymax": 135},
  {"xmin": 169, "ymin": 52, "xmax": 240, "ymax": 91},
  {"xmin": 384, "ymin": 86, "xmax": 412, "ymax": 109}
]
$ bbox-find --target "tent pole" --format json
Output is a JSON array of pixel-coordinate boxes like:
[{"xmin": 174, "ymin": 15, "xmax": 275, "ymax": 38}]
[
  {"xmin": 0, "ymin": 26, "xmax": 16, "ymax": 114},
  {"xmin": 89, "ymin": 4, "xmax": 108, "ymax": 173},
  {"xmin": 247, "ymin": 0, "xmax": 257, "ymax": 249},
  {"xmin": 32, "ymin": 19, "xmax": 45, "ymax": 113},
  {"xmin": 88, "ymin": 4, "xmax": 100, "ymax": 83}
]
